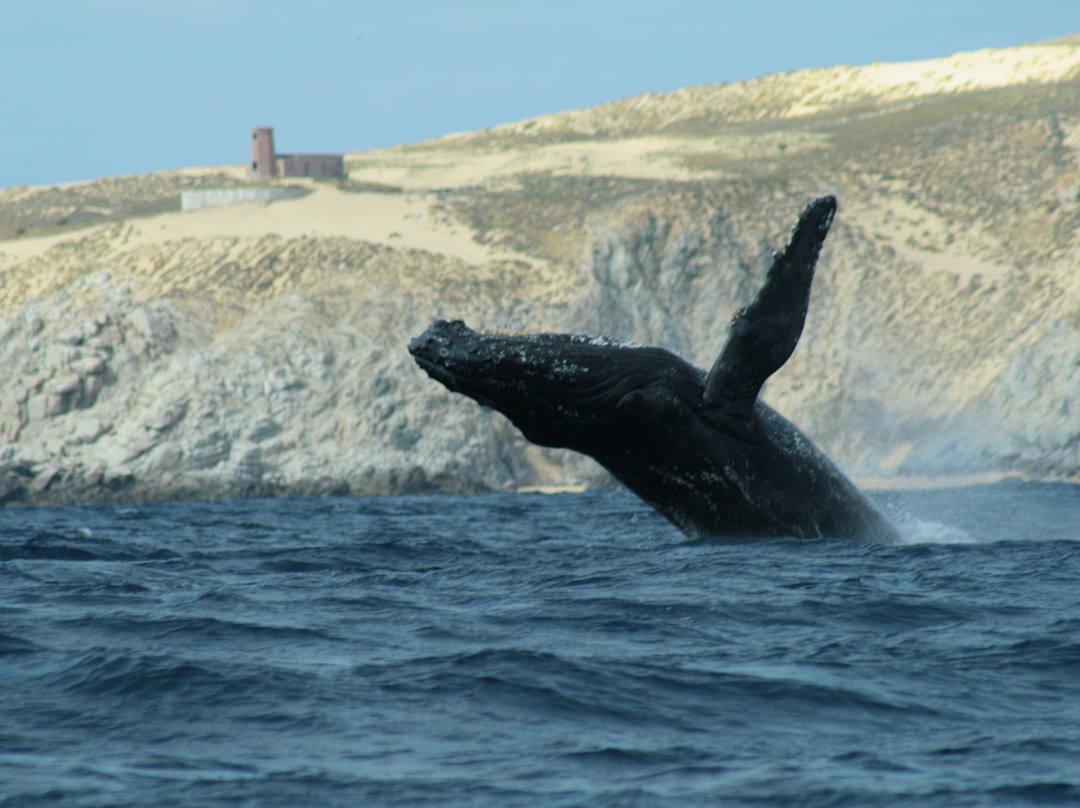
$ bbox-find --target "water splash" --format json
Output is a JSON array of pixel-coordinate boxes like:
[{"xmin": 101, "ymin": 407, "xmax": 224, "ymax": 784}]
[{"xmin": 894, "ymin": 515, "xmax": 975, "ymax": 545}]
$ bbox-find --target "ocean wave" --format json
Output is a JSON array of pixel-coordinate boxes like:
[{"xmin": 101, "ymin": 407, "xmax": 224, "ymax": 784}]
[
  {"xmin": 1, "ymin": 488, "xmax": 1079, "ymax": 807},
  {"xmin": 0, "ymin": 530, "xmax": 179, "ymax": 562}
]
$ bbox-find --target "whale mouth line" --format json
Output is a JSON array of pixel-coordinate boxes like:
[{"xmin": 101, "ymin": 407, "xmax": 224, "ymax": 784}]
[{"xmin": 410, "ymin": 353, "xmax": 462, "ymax": 391}]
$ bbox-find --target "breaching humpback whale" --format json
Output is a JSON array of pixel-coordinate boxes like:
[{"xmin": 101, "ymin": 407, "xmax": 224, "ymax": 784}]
[{"xmin": 409, "ymin": 196, "xmax": 898, "ymax": 542}]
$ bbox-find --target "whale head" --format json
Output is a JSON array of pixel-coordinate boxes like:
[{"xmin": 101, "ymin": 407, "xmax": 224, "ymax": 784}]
[{"xmin": 408, "ymin": 320, "xmax": 705, "ymax": 450}]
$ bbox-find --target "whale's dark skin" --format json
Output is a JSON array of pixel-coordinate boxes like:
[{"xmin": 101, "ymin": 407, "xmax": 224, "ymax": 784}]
[{"xmin": 409, "ymin": 196, "xmax": 899, "ymax": 542}]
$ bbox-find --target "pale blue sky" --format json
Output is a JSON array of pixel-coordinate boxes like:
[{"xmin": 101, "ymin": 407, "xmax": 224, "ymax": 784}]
[{"xmin": 3, "ymin": 1, "xmax": 1077, "ymax": 189}]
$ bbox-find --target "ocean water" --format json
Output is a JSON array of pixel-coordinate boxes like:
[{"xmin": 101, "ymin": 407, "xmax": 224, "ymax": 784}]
[{"xmin": 1, "ymin": 483, "xmax": 1078, "ymax": 807}]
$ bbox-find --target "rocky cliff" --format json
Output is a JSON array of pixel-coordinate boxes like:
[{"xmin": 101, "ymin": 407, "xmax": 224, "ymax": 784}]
[{"xmin": 3, "ymin": 40, "xmax": 1080, "ymax": 505}]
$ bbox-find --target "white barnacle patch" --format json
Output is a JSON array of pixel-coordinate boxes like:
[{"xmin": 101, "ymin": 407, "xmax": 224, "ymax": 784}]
[
  {"xmin": 579, "ymin": 334, "xmax": 647, "ymax": 350},
  {"xmin": 549, "ymin": 361, "xmax": 586, "ymax": 378}
]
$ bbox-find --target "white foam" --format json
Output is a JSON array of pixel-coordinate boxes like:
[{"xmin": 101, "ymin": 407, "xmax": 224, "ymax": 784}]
[{"xmin": 893, "ymin": 516, "xmax": 975, "ymax": 545}]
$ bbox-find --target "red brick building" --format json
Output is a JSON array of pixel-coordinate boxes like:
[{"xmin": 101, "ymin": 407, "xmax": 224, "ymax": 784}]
[
  {"xmin": 250, "ymin": 127, "xmax": 345, "ymax": 179},
  {"xmin": 250, "ymin": 127, "xmax": 276, "ymax": 178}
]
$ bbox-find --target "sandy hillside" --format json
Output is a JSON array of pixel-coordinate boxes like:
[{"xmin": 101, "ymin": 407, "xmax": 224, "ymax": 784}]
[{"xmin": 2, "ymin": 39, "xmax": 1080, "ymax": 505}]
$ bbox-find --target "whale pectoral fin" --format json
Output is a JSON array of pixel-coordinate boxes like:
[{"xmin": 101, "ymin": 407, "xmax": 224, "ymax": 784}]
[
  {"xmin": 702, "ymin": 196, "xmax": 837, "ymax": 427},
  {"xmin": 616, "ymin": 387, "xmax": 680, "ymax": 424}
]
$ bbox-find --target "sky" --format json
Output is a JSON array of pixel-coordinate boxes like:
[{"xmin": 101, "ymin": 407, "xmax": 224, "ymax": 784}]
[{"xmin": 3, "ymin": 0, "xmax": 1078, "ymax": 189}]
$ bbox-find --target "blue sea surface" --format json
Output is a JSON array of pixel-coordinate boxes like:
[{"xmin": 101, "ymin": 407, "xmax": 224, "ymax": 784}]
[{"xmin": 1, "ymin": 483, "xmax": 1079, "ymax": 807}]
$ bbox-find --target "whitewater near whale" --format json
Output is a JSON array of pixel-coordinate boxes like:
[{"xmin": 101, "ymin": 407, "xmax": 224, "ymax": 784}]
[{"xmin": 409, "ymin": 196, "xmax": 898, "ymax": 542}]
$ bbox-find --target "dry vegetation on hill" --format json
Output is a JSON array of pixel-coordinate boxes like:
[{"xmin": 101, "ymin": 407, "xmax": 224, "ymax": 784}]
[
  {"xmin": 0, "ymin": 170, "xmax": 255, "ymax": 241},
  {"xmin": 2, "ymin": 41, "xmax": 1080, "ymax": 505}
]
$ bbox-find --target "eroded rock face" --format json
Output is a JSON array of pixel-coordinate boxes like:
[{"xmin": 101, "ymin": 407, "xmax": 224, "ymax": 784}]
[{"xmin": 0, "ymin": 269, "xmax": 608, "ymax": 506}]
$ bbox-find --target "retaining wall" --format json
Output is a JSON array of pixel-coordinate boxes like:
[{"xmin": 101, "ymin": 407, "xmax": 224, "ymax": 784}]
[{"xmin": 180, "ymin": 187, "xmax": 309, "ymax": 211}]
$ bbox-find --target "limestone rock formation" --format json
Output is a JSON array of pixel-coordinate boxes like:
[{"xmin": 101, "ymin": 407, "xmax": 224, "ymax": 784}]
[{"xmin": 3, "ymin": 40, "xmax": 1080, "ymax": 505}]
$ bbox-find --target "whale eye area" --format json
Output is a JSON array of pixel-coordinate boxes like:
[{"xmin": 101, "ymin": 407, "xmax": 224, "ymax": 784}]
[{"xmin": 616, "ymin": 387, "xmax": 678, "ymax": 424}]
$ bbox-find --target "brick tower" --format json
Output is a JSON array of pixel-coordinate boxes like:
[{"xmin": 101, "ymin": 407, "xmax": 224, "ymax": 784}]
[{"xmin": 250, "ymin": 127, "xmax": 276, "ymax": 179}]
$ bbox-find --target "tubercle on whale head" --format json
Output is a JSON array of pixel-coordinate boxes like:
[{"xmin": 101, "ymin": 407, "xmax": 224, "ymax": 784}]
[
  {"xmin": 408, "ymin": 319, "xmax": 597, "ymax": 448},
  {"xmin": 407, "ymin": 319, "xmax": 474, "ymax": 364},
  {"xmin": 407, "ymin": 319, "xmax": 707, "ymax": 445},
  {"xmin": 408, "ymin": 319, "xmax": 551, "ymax": 390},
  {"xmin": 410, "ymin": 319, "xmax": 576, "ymax": 382}
]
